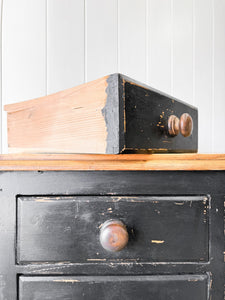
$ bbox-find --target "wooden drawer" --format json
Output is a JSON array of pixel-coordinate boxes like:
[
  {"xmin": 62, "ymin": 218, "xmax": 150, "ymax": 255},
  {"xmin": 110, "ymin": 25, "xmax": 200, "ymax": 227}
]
[
  {"xmin": 19, "ymin": 274, "xmax": 209, "ymax": 300},
  {"xmin": 4, "ymin": 74, "xmax": 198, "ymax": 154},
  {"xmin": 17, "ymin": 195, "xmax": 209, "ymax": 264}
]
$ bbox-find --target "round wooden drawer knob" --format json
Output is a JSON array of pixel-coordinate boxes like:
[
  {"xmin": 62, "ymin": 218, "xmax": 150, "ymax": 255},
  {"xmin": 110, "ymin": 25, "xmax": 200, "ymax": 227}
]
[
  {"xmin": 180, "ymin": 113, "xmax": 193, "ymax": 137},
  {"xmin": 99, "ymin": 219, "xmax": 129, "ymax": 252},
  {"xmin": 168, "ymin": 113, "xmax": 193, "ymax": 137},
  {"xmin": 168, "ymin": 115, "xmax": 180, "ymax": 136}
]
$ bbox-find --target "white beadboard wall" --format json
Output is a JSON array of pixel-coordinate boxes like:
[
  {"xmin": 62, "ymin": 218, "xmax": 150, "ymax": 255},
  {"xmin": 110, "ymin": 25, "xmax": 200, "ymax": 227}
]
[{"xmin": 1, "ymin": 0, "xmax": 225, "ymax": 153}]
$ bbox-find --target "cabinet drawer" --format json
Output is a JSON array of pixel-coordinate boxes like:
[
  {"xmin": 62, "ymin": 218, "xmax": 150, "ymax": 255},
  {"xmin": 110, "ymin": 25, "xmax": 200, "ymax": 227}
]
[
  {"xmin": 19, "ymin": 274, "xmax": 209, "ymax": 300},
  {"xmin": 17, "ymin": 195, "xmax": 209, "ymax": 264}
]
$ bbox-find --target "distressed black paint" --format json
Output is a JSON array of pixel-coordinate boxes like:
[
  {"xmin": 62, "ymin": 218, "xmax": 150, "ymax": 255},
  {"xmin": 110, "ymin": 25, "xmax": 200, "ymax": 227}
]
[
  {"xmin": 102, "ymin": 73, "xmax": 198, "ymax": 153},
  {"xmin": 102, "ymin": 74, "xmax": 121, "ymax": 154},
  {"xmin": 124, "ymin": 79, "xmax": 198, "ymax": 152},
  {"xmin": 17, "ymin": 196, "xmax": 209, "ymax": 264},
  {"xmin": 19, "ymin": 275, "xmax": 209, "ymax": 300},
  {"xmin": 0, "ymin": 170, "xmax": 223, "ymax": 299}
]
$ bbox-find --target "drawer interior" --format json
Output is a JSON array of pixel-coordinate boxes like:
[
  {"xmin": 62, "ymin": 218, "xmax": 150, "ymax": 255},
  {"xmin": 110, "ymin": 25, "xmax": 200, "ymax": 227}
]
[
  {"xmin": 19, "ymin": 274, "xmax": 209, "ymax": 300},
  {"xmin": 17, "ymin": 195, "xmax": 210, "ymax": 264}
]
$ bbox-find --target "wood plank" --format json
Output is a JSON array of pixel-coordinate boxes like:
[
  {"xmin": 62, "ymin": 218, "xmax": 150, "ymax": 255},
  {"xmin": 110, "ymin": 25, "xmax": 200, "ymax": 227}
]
[
  {"xmin": 4, "ymin": 75, "xmax": 108, "ymax": 112},
  {"xmin": 47, "ymin": 0, "xmax": 85, "ymax": 94},
  {"xmin": 0, "ymin": 0, "xmax": 2, "ymax": 153},
  {"xmin": 172, "ymin": 0, "xmax": 193, "ymax": 104},
  {"xmin": 118, "ymin": 0, "xmax": 146, "ymax": 83},
  {"xmin": 194, "ymin": 0, "xmax": 213, "ymax": 153},
  {"xmin": 5, "ymin": 76, "xmax": 109, "ymax": 154},
  {"xmin": 213, "ymin": 0, "xmax": 225, "ymax": 152},
  {"xmin": 0, "ymin": 154, "xmax": 224, "ymax": 170},
  {"xmin": 85, "ymin": 0, "xmax": 117, "ymax": 82},
  {"xmin": 148, "ymin": 0, "xmax": 172, "ymax": 94},
  {"xmin": 2, "ymin": 0, "xmax": 47, "ymax": 153},
  {"xmin": 1, "ymin": 153, "xmax": 225, "ymax": 161}
]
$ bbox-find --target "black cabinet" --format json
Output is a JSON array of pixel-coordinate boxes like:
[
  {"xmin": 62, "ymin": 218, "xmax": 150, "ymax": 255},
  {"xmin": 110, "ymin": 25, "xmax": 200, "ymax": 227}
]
[{"xmin": 0, "ymin": 171, "xmax": 224, "ymax": 299}]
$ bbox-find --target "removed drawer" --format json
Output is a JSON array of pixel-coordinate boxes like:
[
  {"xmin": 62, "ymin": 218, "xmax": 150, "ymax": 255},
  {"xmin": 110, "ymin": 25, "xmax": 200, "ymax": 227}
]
[
  {"xmin": 5, "ymin": 74, "xmax": 198, "ymax": 154},
  {"xmin": 17, "ymin": 195, "xmax": 209, "ymax": 264}
]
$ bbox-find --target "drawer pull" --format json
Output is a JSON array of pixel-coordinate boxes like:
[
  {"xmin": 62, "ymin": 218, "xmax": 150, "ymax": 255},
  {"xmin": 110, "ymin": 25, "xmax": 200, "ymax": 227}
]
[
  {"xmin": 168, "ymin": 115, "xmax": 180, "ymax": 136},
  {"xmin": 99, "ymin": 219, "xmax": 129, "ymax": 252},
  {"xmin": 168, "ymin": 113, "xmax": 193, "ymax": 137},
  {"xmin": 180, "ymin": 113, "xmax": 193, "ymax": 137}
]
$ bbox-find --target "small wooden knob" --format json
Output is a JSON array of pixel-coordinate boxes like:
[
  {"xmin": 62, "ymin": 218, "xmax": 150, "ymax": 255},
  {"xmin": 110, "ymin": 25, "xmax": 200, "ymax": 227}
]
[
  {"xmin": 168, "ymin": 115, "xmax": 180, "ymax": 136},
  {"xmin": 180, "ymin": 113, "xmax": 193, "ymax": 137},
  {"xmin": 100, "ymin": 219, "xmax": 129, "ymax": 252}
]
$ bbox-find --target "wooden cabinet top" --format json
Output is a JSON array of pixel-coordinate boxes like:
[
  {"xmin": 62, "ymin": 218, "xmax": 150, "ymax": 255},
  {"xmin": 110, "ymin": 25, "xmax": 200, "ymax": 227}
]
[{"xmin": 0, "ymin": 154, "xmax": 225, "ymax": 171}]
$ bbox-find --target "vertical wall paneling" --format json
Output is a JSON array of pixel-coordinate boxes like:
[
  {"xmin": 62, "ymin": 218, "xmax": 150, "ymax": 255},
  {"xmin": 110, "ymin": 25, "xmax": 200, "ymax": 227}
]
[
  {"xmin": 47, "ymin": 0, "xmax": 85, "ymax": 94},
  {"xmin": 0, "ymin": 0, "xmax": 2, "ymax": 153},
  {"xmin": 148, "ymin": 0, "xmax": 172, "ymax": 94},
  {"xmin": 2, "ymin": 0, "xmax": 47, "ymax": 153},
  {"xmin": 213, "ymin": 0, "xmax": 225, "ymax": 152},
  {"xmin": 85, "ymin": 0, "xmax": 117, "ymax": 82},
  {"xmin": 1, "ymin": 0, "xmax": 225, "ymax": 153},
  {"xmin": 194, "ymin": 0, "xmax": 213, "ymax": 153},
  {"xmin": 172, "ymin": 0, "xmax": 193, "ymax": 104},
  {"xmin": 118, "ymin": 0, "xmax": 146, "ymax": 83}
]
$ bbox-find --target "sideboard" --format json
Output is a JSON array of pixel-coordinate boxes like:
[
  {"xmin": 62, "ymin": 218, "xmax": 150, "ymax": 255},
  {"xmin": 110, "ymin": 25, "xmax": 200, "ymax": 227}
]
[{"xmin": 0, "ymin": 154, "xmax": 224, "ymax": 299}]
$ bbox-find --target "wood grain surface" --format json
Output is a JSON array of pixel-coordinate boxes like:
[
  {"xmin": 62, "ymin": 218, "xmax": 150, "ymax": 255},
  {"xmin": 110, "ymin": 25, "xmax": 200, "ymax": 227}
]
[
  {"xmin": 4, "ymin": 73, "xmax": 198, "ymax": 154},
  {"xmin": 5, "ymin": 76, "xmax": 109, "ymax": 154},
  {"xmin": 0, "ymin": 154, "xmax": 225, "ymax": 171}
]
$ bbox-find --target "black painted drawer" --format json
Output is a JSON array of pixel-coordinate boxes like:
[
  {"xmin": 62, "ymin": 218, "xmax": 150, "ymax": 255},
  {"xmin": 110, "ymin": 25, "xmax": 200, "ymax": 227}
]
[
  {"xmin": 19, "ymin": 274, "xmax": 209, "ymax": 300},
  {"xmin": 17, "ymin": 195, "xmax": 209, "ymax": 264},
  {"xmin": 5, "ymin": 74, "xmax": 198, "ymax": 154}
]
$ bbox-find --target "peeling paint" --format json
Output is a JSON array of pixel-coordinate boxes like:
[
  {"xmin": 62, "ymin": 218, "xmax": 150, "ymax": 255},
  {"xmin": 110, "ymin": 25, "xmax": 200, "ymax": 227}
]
[
  {"xmin": 35, "ymin": 198, "xmax": 54, "ymax": 203},
  {"xmin": 53, "ymin": 279, "xmax": 80, "ymax": 283},
  {"xmin": 151, "ymin": 240, "xmax": 165, "ymax": 244},
  {"xmin": 87, "ymin": 258, "xmax": 107, "ymax": 261}
]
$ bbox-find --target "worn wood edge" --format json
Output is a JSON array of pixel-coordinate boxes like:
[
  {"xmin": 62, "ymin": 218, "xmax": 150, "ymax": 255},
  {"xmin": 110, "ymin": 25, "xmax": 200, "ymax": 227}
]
[
  {"xmin": 0, "ymin": 154, "xmax": 225, "ymax": 170},
  {"xmin": 118, "ymin": 74, "xmax": 126, "ymax": 152},
  {"xmin": 4, "ymin": 75, "xmax": 109, "ymax": 112},
  {"xmin": 1, "ymin": 153, "xmax": 225, "ymax": 161},
  {"xmin": 102, "ymin": 74, "xmax": 120, "ymax": 153}
]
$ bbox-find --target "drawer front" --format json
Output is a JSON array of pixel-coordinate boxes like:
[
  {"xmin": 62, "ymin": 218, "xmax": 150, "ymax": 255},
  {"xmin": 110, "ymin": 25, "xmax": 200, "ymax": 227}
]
[
  {"xmin": 19, "ymin": 275, "xmax": 209, "ymax": 300},
  {"xmin": 17, "ymin": 195, "xmax": 209, "ymax": 264}
]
